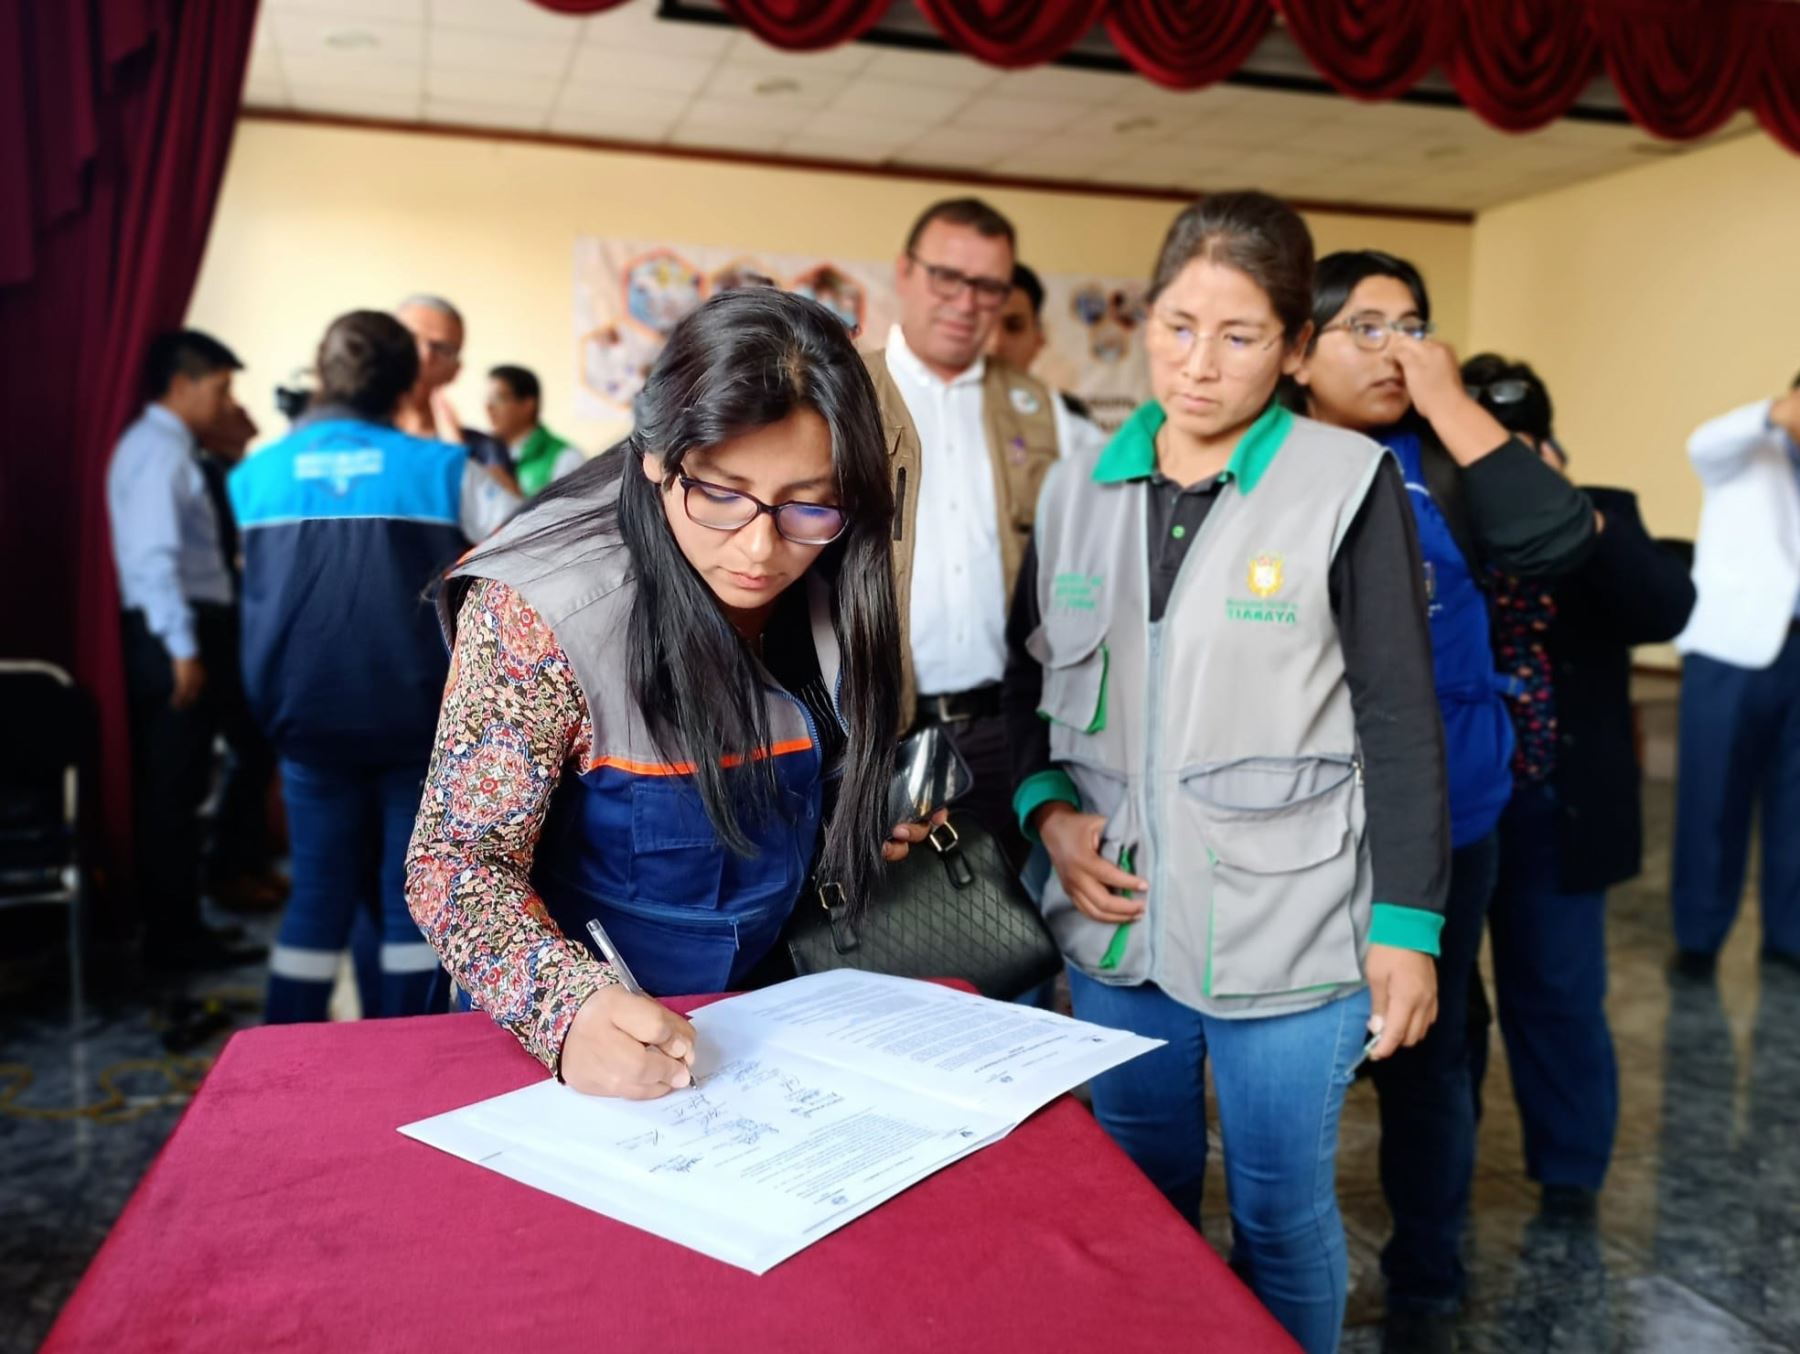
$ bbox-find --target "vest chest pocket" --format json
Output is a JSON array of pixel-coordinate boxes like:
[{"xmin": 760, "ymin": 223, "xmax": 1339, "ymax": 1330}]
[
  {"xmin": 628, "ymin": 780, "xmax": 727, "ymax": 908},
  {"xmin": 1027, "ymin": 620, "xmax": 1110, "ymax": 736},
  {"xmin": 1179, "ymin": 756, "xmax": 1364, "ymax": 998}
]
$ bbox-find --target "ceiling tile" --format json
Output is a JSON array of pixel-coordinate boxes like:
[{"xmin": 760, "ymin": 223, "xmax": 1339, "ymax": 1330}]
[
  {"xmin": 568, "ymin": 45, "xmax": 716, "ymax": 93},
  {"xmin": 555, "ymin": 83, "xmax": 692, "ymax": 122},
  {"xmin": 426, "ymin": 69, "xmax": 557, "ymax": 107},
  {"xmin": 860, "ymin": 49, "xmax": 1000, "ymax": 91},
  {"xmin": 987, "ymin": 153, "xmax": 1104, "ymax": 182},
  {"xmin": 894, "ymin": 128, "xmax": 1043, "ymax": 169},
  {"xmin": 950, "ymin": 94, "xmax": 1093, "ymax": 135},
  {"xmin": 668, "ymin": 121, "xmax": 787, "ymax": 155},
  {"xmin": 547, "ymin": 107, "xmax": 677, "ymax": 143},
  {"xmin": 242, "ymin": 79, "xmax": 290, "ymax": 109},
  {"xmin": 289, "ymin": 86, "xmax": 422, "ymax": 119},
  {"xmin": 832, "ymin": 79, "xmax": 978, "ymax": 121},
  {"xmin": 270, "ymin": 13, "xmax": 424, "ymax": 63},
  {"xmin": 724, "ymin": 32, "xmax": 873, "ymax": 76},
  {"xmin": 988, "ymin": 66, "xmax": 1134, "ymax": 104},
  {"xmin": 780, "ymin": 134, "xmax": 895, "ymax": 165},
  {"xmin": 424, "ymin": 99, "xmax": 550, "ymax": 132},
  {"xmin": 1106, "ymin": 81, "xmax": 1245, "ymax": 116},
  {"xmin": 680, "ymin": 96, "xmax": 822, "ymax": 135},
  {"xmin": 282, "ymin": 57, "xmax": 421, "ymax": 94},
  {"xmin": 706, "ymin": 63, "xmax": 850, "ymax": 105},
  {"xmin": 244, "ymin": 43, "xmax": 286, "ymax": 87},
  {"xmin": 430, "ymin": 0, "xmax": 589, "ymax": 39},
  {"xmin": 428, "ymin": 29, "xmax": 570, "ymax": 77},
  {"xmin": 265, "ymin": 0, "xmax": 423, "ymax": 17},
  {"xmin": 793, "ymin": 107, "xmax": 913, "ymax": 150}
]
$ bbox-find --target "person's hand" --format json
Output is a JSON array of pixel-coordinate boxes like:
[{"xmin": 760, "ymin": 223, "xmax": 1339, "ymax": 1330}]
[
  {"xmin": 170, "ymin": 656, "xmax": 206, "ymax": 711},
  {"xmin": 1033, "ymin": 802, "xmax": 1146, "ymax": 923},
  {"xmin": 560, "ymin": 984, "xmax": 698, "ymax": 1099},
  {"xmin": 1389, "ymin": 335, "xmax": 1468, "ymax": 425},
  {"xmin": 1771, "ymin": 389, "xmax": 1800, "ymax": 442},
  {"xmin": 1363, "ymin": 944, "xmax": 1438, "ymax": 1061},
  {"xmin": 883, "ymin": 808, "xmax": 948, "ymax": 863}
]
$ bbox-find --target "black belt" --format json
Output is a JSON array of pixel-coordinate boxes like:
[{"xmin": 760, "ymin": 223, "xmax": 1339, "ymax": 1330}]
[{"xmin": 914, "ymin": 685, "xmax": 1003, "ymax": 726}]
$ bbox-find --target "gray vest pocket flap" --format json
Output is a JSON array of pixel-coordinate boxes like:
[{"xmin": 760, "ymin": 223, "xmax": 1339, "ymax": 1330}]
[
  {"xmin": 1030, "ymin": 623, "xmax": 1110, "ymax": 734},
  {"xmin": 1180, "ymin": 756, "xmax": 1356, "ymax": 874}
]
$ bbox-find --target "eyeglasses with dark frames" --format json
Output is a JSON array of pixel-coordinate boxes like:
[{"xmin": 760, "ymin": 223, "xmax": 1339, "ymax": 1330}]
[
  {"xmin": 905, "ymin": 252, "xmax": 1013, "ymax": 309},
  {"xmin": 676, "ymin": 475, "xmax": 849, "ymax": 546}
]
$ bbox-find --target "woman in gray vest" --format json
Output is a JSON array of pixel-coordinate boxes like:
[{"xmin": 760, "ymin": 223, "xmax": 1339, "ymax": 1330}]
[
  {"xmin": 405, "ymin": 290, "xmax": 927, "ymax": 1097},
  {"xmin": 1003, "ymin": 193, "xmax": 1449, "ymax": 1353}
]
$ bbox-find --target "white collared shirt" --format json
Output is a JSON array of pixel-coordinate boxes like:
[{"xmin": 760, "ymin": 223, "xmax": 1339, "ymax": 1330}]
[{"xmin": 884, "ymin": 324, "xmax": 1104, "ymax": 695}]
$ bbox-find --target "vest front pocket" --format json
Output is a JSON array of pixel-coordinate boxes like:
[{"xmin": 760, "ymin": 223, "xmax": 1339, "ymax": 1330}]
[
  {"xmin": 628, "ymin": 780, "xmax": 727, "ymax": 908},
  {"xmin": 1179, "ymin": 756, "xmax": 1364, "ymax": 998},
  {"xmin": 1042, "ymin": 764, "xmax": 1149, "ymax": 984},
  {"xmin": 1029, "ymin": 621, "xmax": 1111, "ymax": 737}
]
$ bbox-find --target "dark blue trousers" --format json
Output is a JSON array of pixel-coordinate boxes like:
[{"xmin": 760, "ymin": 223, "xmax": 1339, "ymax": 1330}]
[
  {"xmin": 1488, "ymin": 783, "xmax": 1618, "ymax": 1191},
  {"xmin": 1373, "ymin": 831, "xmax": 1502, "ymax": 1312},
  {"xmin": 1672, "ymin": 635, "xmax": 1800, "ymax": 957}
]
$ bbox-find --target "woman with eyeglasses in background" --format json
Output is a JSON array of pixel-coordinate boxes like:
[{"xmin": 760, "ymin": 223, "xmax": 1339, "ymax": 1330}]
[
  {"xmin": 1291, "ymin": 252, "xmax": 1600, "ymax": 1354},
  {"xmin": 404, "ymin": 289, "xmax": 933, "ymax": 1099},
  {"xmin": 1460, "ymin": 353, "xmax": 1694, "ymax": 1227}
]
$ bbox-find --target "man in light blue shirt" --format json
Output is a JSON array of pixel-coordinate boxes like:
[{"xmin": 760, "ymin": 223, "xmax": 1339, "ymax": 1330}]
[{"xmin": 106, "ymin": 329, "xmax": 266, "ymax": 972}]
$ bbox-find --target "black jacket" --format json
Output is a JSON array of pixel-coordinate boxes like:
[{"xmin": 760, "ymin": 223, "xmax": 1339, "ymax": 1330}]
[{"xmin": 1540, "ymin": 486, "xmax": 1695, "ymax": 892}]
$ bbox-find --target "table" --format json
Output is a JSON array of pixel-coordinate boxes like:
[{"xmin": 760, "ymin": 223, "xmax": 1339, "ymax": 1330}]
[{"xmin": 44, "ymin": 998, "xmax": 1298, "ymax": 1353}]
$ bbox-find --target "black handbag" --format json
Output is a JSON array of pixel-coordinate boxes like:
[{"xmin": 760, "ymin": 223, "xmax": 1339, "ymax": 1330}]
[{"xmin": 785, "ymin": 814, "xmax": 1063, "ymax": 1001}]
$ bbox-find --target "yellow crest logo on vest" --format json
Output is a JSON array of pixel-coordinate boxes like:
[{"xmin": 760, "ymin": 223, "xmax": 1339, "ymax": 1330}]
[{"xmin": 1247, "ymin": 553, "xmax": 1285, "ymax": 598}]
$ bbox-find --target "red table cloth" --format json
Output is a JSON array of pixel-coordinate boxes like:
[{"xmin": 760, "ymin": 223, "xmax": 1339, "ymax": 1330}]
[{"xmin": 44, "ymin": 999, "xmax": 1298, "ymax": 1353}]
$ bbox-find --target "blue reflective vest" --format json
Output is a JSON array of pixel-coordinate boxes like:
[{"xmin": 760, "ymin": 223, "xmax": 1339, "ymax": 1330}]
[{"xmin": 1379, "ymin": 430, "xmax": 1514, "ymax": 848}]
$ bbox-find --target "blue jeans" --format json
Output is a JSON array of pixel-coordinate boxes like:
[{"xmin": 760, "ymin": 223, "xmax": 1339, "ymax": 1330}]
[
  {"xmin": 265, "ymin": 759, "xmax": 440, "ymax": 1023},
  {"xmin": 1371, "ymin": 830, "xmax": 1501, "ymax": 1312},
  {"xmin": 1487, "ymin": 784, "xmax": 1618, "ymax": 1190},
  {"xmin": 1068, "ymin": 968, "xmax": 1370, "ymax": 1354},
  {"xmin": 1672, "ymin": 639, "xmax": 1800, "ymax": 956}
]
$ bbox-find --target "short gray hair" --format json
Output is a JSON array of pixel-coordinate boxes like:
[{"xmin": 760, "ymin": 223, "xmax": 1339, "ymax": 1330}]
[{"xmin": 395, "ymin": 294, "xmax": 464, "ymax": 328}]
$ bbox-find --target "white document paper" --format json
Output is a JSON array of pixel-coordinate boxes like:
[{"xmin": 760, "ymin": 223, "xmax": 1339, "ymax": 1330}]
[{"xmin": 400, "ymin": 970, "xmax": 1163, "ymax": 1273}]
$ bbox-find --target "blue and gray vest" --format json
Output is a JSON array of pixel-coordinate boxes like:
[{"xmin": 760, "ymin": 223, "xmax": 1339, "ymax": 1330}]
[{"xmin": 443, "ymin": 477, "xmax": 845, "ymax": 997}]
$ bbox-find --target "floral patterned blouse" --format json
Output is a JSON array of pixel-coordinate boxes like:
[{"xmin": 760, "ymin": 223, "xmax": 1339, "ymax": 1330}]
[
  {"xmin": 1490, "ymin": 569, "xmax": 1559, "ymax": 784},
  {"xmin": 405, "ymin": 578, "xmax": 620, "ymax": 1073}
]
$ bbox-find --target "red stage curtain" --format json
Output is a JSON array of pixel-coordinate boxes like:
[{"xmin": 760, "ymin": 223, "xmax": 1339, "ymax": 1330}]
[
  {"xmin": 1589, "ymin": 0, "xmax": 1766, "ymax": 141},
  {"xmin": 0, "ymin": 0, "xmax": 258, "ymax": 902},
  {"xmin": 527, "ymin": 0, "xmax": 1800, "ymax": 153},
  {"xmin": 718, "ymin": 0, "xmax": 889, "ymax": 50},
  {"xmin": 1104, "ymin": 0, "xmax": 1272, "ymax": 90},
  {"xmin": 1450, "ymin": 0, "xmax": 1600, "ymax": 132},
  {"xmin": 1752, "ymin": 8, "xmax": 1800, "ymax": 155},
  {"xmin": 913, "ymin": 0, "xmax": 1112, "ymax": 68},
  {"xmin": 1272, "ymin": 0, "xmax": 1455, "ymax": 101}
]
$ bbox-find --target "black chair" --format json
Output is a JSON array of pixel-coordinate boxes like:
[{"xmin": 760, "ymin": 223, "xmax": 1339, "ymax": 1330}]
[{"xmin": 0, "ymin": 660, "xmax": 87, "ymax": 995}]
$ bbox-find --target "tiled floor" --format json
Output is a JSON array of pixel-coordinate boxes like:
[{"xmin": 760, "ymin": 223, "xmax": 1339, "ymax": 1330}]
[{"xmin": 4, "ymin": 704, "xmax": 1797, "ymax": 1351}]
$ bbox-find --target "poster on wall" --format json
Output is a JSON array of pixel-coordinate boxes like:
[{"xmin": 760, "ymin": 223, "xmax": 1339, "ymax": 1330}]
[{"xmin": 573, "ymin": 236, "xmax": 1149, "ymax": 433}]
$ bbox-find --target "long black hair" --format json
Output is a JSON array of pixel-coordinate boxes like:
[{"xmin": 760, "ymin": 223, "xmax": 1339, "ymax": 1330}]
[{"xmin": 498, "ymin": 288, "xmax": 899, "ymax": 911}]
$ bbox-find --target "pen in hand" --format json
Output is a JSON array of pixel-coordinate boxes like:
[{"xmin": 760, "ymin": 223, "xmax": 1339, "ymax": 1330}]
[{"xmin": 585, "ymin": 918, "xmax": 700, "ymax": 1088}]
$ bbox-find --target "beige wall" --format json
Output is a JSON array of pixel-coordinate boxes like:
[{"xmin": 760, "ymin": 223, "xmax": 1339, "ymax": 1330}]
[
  {"xmin": 189, "ymin": 117, "xmax": 1473, "ymax": 454},
  {"xmin": 1469, "ymin": 131, "xmax": 1800, "ymax": 542}
]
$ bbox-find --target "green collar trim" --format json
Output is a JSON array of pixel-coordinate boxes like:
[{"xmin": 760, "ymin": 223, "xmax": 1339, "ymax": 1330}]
[{"xmin": 1093, "ymin": 399, "xmax": 1294, "ymax": 495}]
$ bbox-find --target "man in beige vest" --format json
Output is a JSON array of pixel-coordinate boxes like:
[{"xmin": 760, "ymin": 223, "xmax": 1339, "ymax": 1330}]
[{"xmin": 861, "ymin": 198, "xmax": 1106, "ymax": 867}]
